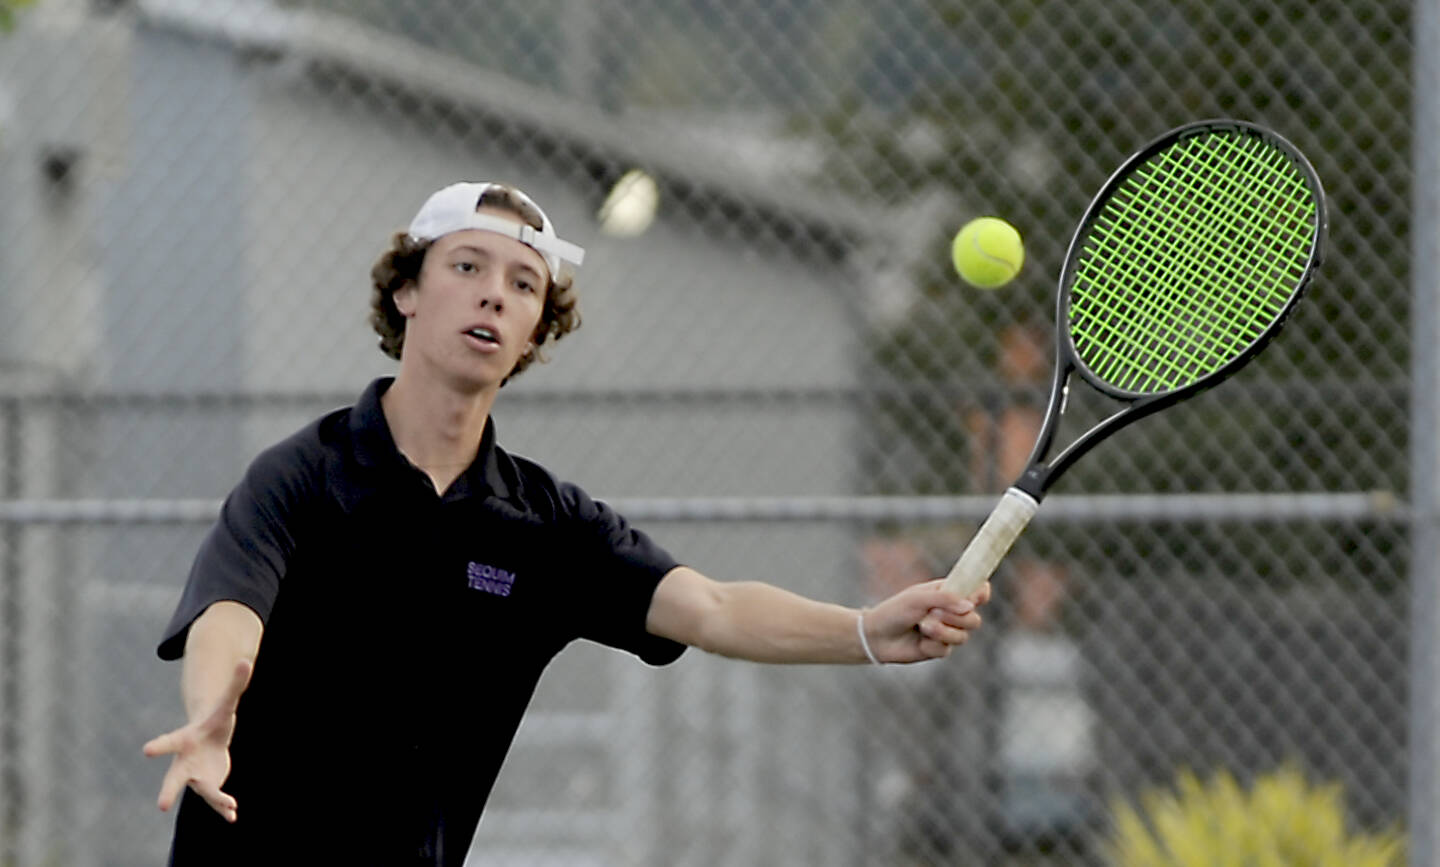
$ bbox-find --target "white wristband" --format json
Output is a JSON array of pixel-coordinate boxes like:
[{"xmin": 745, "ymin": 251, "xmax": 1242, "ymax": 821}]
[{"xmin": 856, "ymin": 611, "xmax": 882, "ymax": 666}]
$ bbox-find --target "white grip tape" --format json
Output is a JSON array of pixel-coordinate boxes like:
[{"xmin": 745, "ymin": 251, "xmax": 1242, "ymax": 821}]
[{"xmin": 941, "ymin": 488, "xmax": 1040, "ymax": 597}]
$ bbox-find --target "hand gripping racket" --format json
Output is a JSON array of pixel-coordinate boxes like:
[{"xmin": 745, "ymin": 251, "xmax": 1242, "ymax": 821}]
[{"xmin": 942, "ymin": 120, "xmax": 1327, "ymax": 598}]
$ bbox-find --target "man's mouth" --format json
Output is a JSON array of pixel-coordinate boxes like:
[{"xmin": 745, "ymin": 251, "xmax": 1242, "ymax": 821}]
[{"xmin": 464, "ymin": 327, "xmax": 500, "ymax": 346}]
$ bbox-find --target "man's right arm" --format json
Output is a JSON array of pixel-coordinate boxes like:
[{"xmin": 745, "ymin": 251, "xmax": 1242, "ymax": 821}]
[
  {"xmin": 143, "ymin": 601, "xmax": 263, "ymax": 822},
  {"xmin": 180, "ymin": 601, "xmax": 263, "ymax": 721}
]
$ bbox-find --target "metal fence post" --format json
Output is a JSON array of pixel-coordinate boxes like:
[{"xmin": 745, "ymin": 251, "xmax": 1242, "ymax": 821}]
[{"xmin": 1412, "ymin": 1, "xmax": 1440, "ymax": 862}]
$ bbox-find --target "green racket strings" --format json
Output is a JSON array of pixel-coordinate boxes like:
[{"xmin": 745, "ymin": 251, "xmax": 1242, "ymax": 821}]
[{"xmin": 1069, "ymin": 130, "xmax": 1317, "ymax": 394}]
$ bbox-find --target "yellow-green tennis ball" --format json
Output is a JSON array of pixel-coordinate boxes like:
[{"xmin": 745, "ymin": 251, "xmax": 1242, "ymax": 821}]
[{"xmin": 951, "ymin": 217, "xmax": 1024, "ymax": 289}]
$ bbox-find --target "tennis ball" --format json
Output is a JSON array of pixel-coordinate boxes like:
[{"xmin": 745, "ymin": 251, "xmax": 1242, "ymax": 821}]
[
  {"xmin": 951, "ymin": 217, "xmax": 1024, "ymax": 289},
  {"xmin": 598, "ymin": 169, "xmax": 659, "ymax": 237}
]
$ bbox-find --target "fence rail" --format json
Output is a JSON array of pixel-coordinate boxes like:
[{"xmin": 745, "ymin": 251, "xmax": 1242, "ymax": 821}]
[{"xmin": 0, "ymin": 492, "xmax": 1408, "ymax": 525}]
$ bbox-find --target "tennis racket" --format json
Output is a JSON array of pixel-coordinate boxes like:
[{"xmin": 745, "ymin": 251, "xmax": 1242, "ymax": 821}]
[{"xmin": 942, "ymin": 119, "xmax": 1327, "ymax": 598}]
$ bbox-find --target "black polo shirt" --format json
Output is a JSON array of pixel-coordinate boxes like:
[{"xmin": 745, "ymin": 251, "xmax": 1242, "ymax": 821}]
[{"xmin": 157, "ymin": 378, "xmax": 685, "ymax": 866}]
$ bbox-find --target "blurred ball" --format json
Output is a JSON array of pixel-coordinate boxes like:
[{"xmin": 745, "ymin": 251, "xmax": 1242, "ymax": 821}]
[
  {"xmin": 951, "ymin": 217, "xmax": 1024, "ymax": 289},
  {"xmin": 598, "ymin": 169, "xmax": 659, "ymax": 237}
]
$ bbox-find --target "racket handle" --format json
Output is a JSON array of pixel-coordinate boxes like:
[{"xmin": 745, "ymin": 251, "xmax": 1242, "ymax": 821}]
[{"xmin": 942, "ymin": 488, "xmax": 1040, "ymax": 597}]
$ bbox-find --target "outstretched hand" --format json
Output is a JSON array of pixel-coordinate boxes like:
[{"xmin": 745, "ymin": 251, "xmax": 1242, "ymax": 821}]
[
  {"xmin": 863, "ymin": 579, "xmax": 991, "ymax": 663},
  {"xmin": 142, "ymin": 660, "xmax": 251, "ymax": 823}
]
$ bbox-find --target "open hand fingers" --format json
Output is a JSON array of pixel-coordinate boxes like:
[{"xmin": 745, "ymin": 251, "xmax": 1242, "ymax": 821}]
[
  {"xmin": 157, "ymin": 761, "xmax": 238, "ymax": 822},
  {"xmin": 146, "ymin": 723, "xmax": 237, "ymax": 822},
  {"xmin": 155, "ymin": 762, "xmax": 190, "ymax": 813},
  {"xmin": 191, "ymin": 777, "xmax": 238, "ymax": 823},
  {"xmin": 142, "ymin": 729, "xmax": 184, "ymax": 759}
]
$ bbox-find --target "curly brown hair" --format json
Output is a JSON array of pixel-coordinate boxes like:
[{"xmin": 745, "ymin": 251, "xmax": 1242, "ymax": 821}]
[{"xmin": 369, "ymin": 188, "xmax": 581, "ymax": 384}]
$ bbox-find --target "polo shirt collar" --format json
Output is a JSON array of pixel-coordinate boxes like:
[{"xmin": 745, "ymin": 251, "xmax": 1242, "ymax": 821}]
[{"xmin": 349, "ymin": 377, "xmax": 512, "ymax": 500}]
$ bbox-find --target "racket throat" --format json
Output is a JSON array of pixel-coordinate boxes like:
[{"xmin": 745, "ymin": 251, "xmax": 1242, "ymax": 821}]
[
  {"xmin": 1014, "ymin": 370, "xmax": 1071, "ymax": 501},
  {"xmin": 1013, "ymin": 467, "xmax": 1051, "ymax": 501}
]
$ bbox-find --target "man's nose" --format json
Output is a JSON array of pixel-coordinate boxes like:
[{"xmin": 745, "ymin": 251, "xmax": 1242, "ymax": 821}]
[{"xmin": 477, "ymin": 275, "xmax": 504, "ymax": 313}]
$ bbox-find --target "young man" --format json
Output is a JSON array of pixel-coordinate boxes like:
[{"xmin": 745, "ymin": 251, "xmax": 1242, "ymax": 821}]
[{"xmin": 144, "ymin": 181, "xmax": 990, "ymax": 865}]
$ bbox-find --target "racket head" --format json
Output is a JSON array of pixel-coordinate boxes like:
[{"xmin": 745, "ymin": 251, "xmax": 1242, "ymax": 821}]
[{"xmin": 1058, "ymin": 120, "xmax": 1327, "ymax": 401}]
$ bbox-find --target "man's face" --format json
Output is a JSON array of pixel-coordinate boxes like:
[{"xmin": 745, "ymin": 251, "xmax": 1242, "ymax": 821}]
[{"xmin": 394, "ymin": 214, "xmax": 551, "ymax": 391}]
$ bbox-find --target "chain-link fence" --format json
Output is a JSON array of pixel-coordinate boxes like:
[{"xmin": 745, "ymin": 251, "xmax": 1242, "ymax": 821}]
[{"xmin": 0, "ymin": 0, "xmax": 1417, "ymax": 864}]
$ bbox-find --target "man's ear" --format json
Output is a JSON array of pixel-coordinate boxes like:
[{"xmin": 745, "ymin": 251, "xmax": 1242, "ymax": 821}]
[{"xmin": 393, "ymin": 280, "xmax": 418, "ymax": 317}]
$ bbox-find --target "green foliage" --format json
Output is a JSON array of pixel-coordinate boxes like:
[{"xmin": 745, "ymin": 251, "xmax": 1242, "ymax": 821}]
[
  {"xmin": 1106, "ymin": 766, "xmax": 1404, "ymax": 867},
  {"xmin": 0, "ymin": 0, "xmax": 35, "ymax": 33}
]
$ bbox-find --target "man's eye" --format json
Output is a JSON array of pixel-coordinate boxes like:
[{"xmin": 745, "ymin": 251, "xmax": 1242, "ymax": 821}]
[
  {"xmin": 516, "ymin": 280, "xmax": 535, "ymax": 293},
  {"xmin": 454, "ymin": 262, "xmax": 477, "ymax": 273}
]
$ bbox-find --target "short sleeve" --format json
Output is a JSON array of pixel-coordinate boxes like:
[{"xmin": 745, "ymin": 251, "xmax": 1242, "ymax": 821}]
[
  {"xmin": 156, "ymin": 442, "xmax": 318, "ymax": 660},
  {"xmin": 557, "ymin": 483, "xmax": 686, "ymax": 666}
]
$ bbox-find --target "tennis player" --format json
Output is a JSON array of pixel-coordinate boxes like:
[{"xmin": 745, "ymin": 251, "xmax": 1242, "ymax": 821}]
[{"xmin": 143, "ymin": 181, "xmax": 990, "ymax": 865}]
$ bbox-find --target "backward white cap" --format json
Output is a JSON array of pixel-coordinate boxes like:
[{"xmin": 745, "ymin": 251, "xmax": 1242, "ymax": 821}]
[{"xmin": 406, "ymin": 182, "xmax": 586, "ymax": 279}]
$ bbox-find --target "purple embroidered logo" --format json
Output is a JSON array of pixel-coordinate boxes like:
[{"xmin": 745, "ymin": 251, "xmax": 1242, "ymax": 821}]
[{"xmin": 467, "ymin": 561, "xmax": 516, "ymax": 597}]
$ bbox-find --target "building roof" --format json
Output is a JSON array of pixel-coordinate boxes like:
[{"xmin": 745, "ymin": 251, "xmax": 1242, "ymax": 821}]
[{"xmin": 137, "ymin": 0, "xmax": 888, "ymax": 257}]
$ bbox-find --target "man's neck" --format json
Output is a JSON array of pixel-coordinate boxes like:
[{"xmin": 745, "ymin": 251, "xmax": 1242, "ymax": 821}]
[{"xmin": 380, "ymin": 368, "xmax": 497, "ymax": 492}]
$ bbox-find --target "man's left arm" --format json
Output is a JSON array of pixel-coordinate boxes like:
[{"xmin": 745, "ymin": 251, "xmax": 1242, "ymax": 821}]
[{"xmin": 644, "ymin": 566, "xmax": 990, "ymax": 665}]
